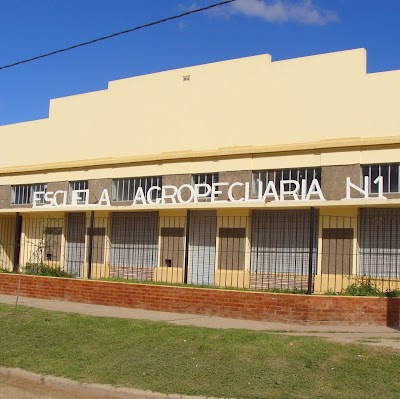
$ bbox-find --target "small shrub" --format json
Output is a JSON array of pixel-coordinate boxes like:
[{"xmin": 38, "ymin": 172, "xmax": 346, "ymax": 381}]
[
  {"xmin": 342, "ymin": 277, "xmax": 400, "ymax": 297},
  {"xmin": 342, "ymin": 278, "xmax": 382, "ymax": 296},
  {"xmin": 0, "ymin": 267, "xmax": 14, "ymax": 274},
  {"xmin": 24, "ymin": 263, "xmax": 74, "ymax": 278},
  {"xmin": 385, "ymin": 288, "xmax": 400, "ymax": 298},
  {"xmin": 324, "ymin": 289, "xmax": 339, "ymax": 296}
]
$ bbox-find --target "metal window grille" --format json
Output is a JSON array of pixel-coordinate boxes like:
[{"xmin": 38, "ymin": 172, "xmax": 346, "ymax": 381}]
[
  {"xmin": 362, "ymin": 164, "xmax": 400, "ymax": 193},
  {"xmin": 11, "ymin": 183, "xmax": 47, "ymax": 205},
  {"xmin": 65, "ymin": 213, "xmax": 86, "ymax": 277},
  {"xmin": 251, "ymin": 168, "xmax": 321, "ymax": 197},
  {"xmin": 18, "ymin": 217, "xmax": 64, "ymax": 268},
  {"xmin": 250, "ymin": 210, "xmax": 318, "ymax": 290},
  {"xmin": 109, "ymin": 212, "xmax": 159, "ymax": 280},
  {"xmin": 188, "ymin": 211, "xmax": 217, "ymax": 285},
  {"xmin": 191, "ymin": 173, "xmax": 219, "ymax": 198},
  {"xmin": 359, "ymin": 208, "xmax": 400, "ymax": 279},
  {"xmin": 5, "ymin": 212, "xmax": 400, "ymax": 292},
  {"xmin": 112, "ymin": 177, "xmax": 162, "ymax": 202},
  {"xmin": 69, "ymin": 180, "xmax": 88, "ymax": 203}
]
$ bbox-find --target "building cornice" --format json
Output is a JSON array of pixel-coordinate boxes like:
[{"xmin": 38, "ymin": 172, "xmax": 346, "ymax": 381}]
[{"xmin": 1, "ymin": 135, "xmax": 400, "ymax": 176}]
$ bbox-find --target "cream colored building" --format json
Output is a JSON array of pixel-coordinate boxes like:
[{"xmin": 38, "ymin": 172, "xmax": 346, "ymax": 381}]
[{"xmin": 1, "ymin": 48, "xmax": 400, "ymax": 293}]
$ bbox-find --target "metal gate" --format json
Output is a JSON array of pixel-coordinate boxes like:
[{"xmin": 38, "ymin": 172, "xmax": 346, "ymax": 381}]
[
  {"xmin": 250, "ymin": 210, "xmax": 317, "ymax": 290},
  {"xmin": 65, "ymin": 213, "xmax": 86, "ymax": 277},
  {"xmin": 359, "ymin": 208, "xmax": 400, "ymax": 279},
  {"xmin": 188, "ymin": 211, "xmax": 217, "ymax": 285},
  {"xmin": 109, "ymin": 212, "xmax": 159, "ymax": 280}
]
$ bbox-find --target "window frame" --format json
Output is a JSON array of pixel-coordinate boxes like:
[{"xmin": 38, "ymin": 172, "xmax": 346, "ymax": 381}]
[
  {"xmin": 252, "ymin": 167, "xmax": 321, "ymax": 197},
  {"xmin": 11, "ymin": 183, "xmax": 48, "ymax": 205},
  {"xmin": 191, "ymin": 173, "xmax": 219, "ymax": 199},
  {"xmin": 112, "ymin": 176, "xmax": 162, "ymax": 202},
  {"xmin": 68, "ymin": 180, "xmax": 89, "ymax": 204},
  {"xmin": 362, "ymin": 163, "xmax": 400, "ymax": 194}
]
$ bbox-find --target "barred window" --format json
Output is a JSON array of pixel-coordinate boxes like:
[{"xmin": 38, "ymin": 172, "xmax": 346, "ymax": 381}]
[
  {"xmin": 112, "ymin": 176, "xmax": 162, "ymax": 202},
  {"xmin": 44, "ymin": 226, "xmax": 62, "ymax": 262},
  {"xmin": 11, "ymin": 183, "xmax": 47, "ymax": 205},
  {"xmin": 252, "ymin": 168, "xmax": 321, "ymax": 197},
  {"xmin": 362, "ymin": 164, "xmax": 400, "ymax": 194},
  {"xmin": 191, "ymin": 173, "xmax": 219, "ymax": 198},
  {"xmin": 69, "ymin": 180, "xmax": 88, "ymax": 203}
]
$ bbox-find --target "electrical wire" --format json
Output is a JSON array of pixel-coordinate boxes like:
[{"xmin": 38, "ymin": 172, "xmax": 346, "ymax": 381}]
[{"xmin": 0, "ymin": 0, "xmax": 236, "ymax": 71}]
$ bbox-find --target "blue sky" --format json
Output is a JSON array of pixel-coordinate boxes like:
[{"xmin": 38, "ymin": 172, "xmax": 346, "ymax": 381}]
[{"xmin": 1, "ymin": 0, "xmax": 400, "ymax": 126}]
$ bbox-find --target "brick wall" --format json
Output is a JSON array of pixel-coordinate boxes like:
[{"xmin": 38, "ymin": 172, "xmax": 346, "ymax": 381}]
[{"xmin": 0, "ymin": 274, "xmax": 399, "ymax": 326}]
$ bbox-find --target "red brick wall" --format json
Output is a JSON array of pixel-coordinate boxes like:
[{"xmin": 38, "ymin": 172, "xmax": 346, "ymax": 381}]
[{"xmin": 0, "ymin": 274, "xmax": 399, "ymax": 326}]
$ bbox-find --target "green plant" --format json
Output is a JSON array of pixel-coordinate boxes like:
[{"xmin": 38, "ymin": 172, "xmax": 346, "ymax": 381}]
[
  {"xmin": 324, "ymin": 289, "xmax": 339, "ymax": 296},
  {"xmin": 0, "ymin": 267, "xmax": 13, "ymax": 274},
  {"xmin": 341, "ymin": 277, "xmax": 400, "ymax": 297},
  {"xmin": 384, "ymin": 288, "xmax": 400, "ymax": 298},
  {"xmin": 23, "ymin": 263, "xmax": 74, "ymax": 278},
  {"xmin": 342, "ymin": 278, "xmax": 382, "ymax": 296}
]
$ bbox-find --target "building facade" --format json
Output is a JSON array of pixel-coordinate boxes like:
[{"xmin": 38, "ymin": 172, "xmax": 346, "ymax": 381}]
[{"xmin": 1, "ymin": 48, "xmax": 400, "ymax": 293}]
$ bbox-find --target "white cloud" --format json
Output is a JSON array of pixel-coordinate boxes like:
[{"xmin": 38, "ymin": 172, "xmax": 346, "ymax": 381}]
[
  {"xmin": 229, "ymin": 0, "xmax": 338, "ymax": 25},
  {"xmin": 178, "ymin": 2, "xmax": 200, "ymax": 12}
]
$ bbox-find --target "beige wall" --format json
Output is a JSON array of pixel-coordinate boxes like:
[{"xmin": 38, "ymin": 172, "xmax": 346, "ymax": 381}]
[
  {"xmin": 0, "ymin": 215, "xmax": 15, "ymax": 270},
  {"xmin": 1, "ymin": 146, "xmax": 400, "ymax": 190},
  {"xmin": 1, "ymin": 49, "xmax": 400, "ymax": 174}
]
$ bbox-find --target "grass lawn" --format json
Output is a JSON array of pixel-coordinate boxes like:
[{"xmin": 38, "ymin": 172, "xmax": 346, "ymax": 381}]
[{"xmin": 0, "ymin": 304, "xmax": 399, "ymax": 399}]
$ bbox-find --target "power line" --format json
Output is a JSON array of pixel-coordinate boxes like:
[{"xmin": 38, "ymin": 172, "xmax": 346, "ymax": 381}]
[{"xmin": 0, "ymin": 0, "xmax": 236, "ymax": 71}]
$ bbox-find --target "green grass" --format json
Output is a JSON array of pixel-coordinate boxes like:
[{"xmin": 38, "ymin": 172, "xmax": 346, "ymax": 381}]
[{"xmin": 0, "ymin": 304, "xmax": 399, "ymax": 399}]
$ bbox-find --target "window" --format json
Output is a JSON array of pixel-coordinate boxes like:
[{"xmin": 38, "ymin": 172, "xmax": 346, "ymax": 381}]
[
  {"xmin": 191, "ymin": 173, "xmax": 219, "ymax": 199},
  {"xmin": 11, "ymin": 183, "xmax": 47, "ymax": 205},
  {"xmin": 252, "ymin": 168, "xmax": 321, "ymax": 197},
  {"xmin": 362, "ymin": 164, "xmax": 400, "ymax": 194},
  {"xmin": 69, "ymin": 180, "xmax": 88, "ymax": 203},
  {"xmin": 359, "ymin": 209, "xmax": 400, "ymax": 278},
  {"xmin": 109, "ymin": 212, "xmax": 159, "ymax": 273},
  {"xmin": 112, "ymin": 176, "xmax": 162, "ymax": 202},
  {"xmin": 250, "ymin": 210, "xmax": 318, "ymax": 290},
  {"xmin": 44, "ymin": 227, "xmax": 62, "ymax": 262},
  {"xmin": 86, "ymin": 227, "xmax": 106, "ymax": 264}
]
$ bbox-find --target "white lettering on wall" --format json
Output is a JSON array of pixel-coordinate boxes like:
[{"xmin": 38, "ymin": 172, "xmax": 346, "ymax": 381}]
[
  {"xmin": 211, "ymin": 182, "xmax": 228, "ymax": 203},
  {"xmin": 305, "ymin": 179, "xmax": 325, "ymax": 201},
  {"xmin": 262, "ymin": 181, "xmax": 279, "ymax": 202},
  {"xmin": 177, "ymin": 184, "xmax": 195, "ymax": 204},
  {"xmin": 33, "ymin": 191, "xmax": 45, "ymax": 207},
  {"xmin": 228, "ymin": 182, "xmax": 244, "ymax": 202},
  {"xmin": 98, "ymin": 188, "xmax": 111, "ymax": 206},
  {"xmin": 161, "ymin": 185, "xmax": 178, "ymax": 204},
  {"xmin": 132, "ymin": 187, "xmax": 146, "ymax": 205},
  {"xmin": 54, "ymin": 190, "xmax": 67, "ymax": 206},
  {"xmin": 31, "ymin": 177, "xmax": 388, "ymax": 208},
  {"xmin": 146, "ymin": 187, "xmax": 161, "ymax": 205},
  {"xmin": 344, "ymin": 176, "xmax": 387, "ymax": 200},
  {"xmin": 71, "ymin": 189, "xmax": 89, "ymax": 206},
  {"xmin": 280, "ymin": 180, "xmax": 300, "ymax": 201}
]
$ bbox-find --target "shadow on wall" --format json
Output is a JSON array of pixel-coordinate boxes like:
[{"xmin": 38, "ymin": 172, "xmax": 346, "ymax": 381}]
[{"xmin": 387, "ymin": 298, "xmax": 400, "ymax": 329}]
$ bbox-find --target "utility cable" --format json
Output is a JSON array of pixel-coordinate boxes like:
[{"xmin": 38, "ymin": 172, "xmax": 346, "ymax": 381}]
[{"xmin": 0, "ymin": 0, "xmax": 236, "ymax": 71}]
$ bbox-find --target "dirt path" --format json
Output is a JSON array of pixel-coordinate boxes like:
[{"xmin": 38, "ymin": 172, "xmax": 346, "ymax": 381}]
[
  {"xmin": 0, "ymin": 369, "xmax": 172, "ymax": 399},
  {"xmin": 277, "ymin": 330, "xmax": 400, "ymax": 349}
]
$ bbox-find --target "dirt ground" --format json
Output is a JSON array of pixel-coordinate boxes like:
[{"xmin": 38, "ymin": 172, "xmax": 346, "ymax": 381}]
[
  {"xmin": 0, "ymin": 370, "xmax": 171, "ymax": 399},
  {"xmin": 278, "ymin": 330, "xmax": 400, "ymax": 349}
]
